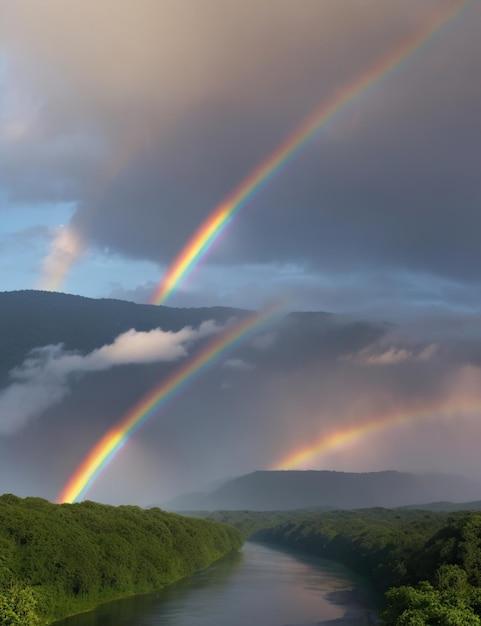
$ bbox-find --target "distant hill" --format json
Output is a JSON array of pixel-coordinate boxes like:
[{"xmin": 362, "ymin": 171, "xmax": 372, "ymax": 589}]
[
  {"xmin": 402, "ymin": 500, "xmax": 481, "ymax": 512},
  {"xmin": 165, "ymin": 470, "xmax": 481, "ymax": 511},
  {"xmin": 0, "ymin": 290, "xmax": 378, "ymax": 382}
]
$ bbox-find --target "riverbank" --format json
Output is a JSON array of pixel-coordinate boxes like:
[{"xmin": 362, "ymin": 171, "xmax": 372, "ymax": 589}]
[
  {"xmin": 53, "ymin": 542, "xmax": 378, "ymax": 626},
  {"xmin": 50, "ymin": 550, "xmax": 239, "ymax": 625},
  {"xmin": 0, "ymin": 495, "xmax": 242, "ymax": 625},
  {"xmin": 209, "ymin": 508, "xmax": 481, "ymax": 623}
]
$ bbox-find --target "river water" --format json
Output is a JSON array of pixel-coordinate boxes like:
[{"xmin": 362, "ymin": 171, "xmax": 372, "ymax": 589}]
[{"xmin": 55, "ymin": 542, "xmax": 378, "ymax": 626}]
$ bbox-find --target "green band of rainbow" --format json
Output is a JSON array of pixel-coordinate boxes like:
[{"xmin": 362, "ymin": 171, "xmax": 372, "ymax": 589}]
[
  {"xmin": 58, "ymin": 304, "xmax": 284, "ymax": 503},
  {"xmin": 151, "ymin": 1, "xmax": 468, "ymax": 305}
]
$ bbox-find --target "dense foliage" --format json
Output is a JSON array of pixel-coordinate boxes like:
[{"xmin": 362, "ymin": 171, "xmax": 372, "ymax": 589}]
[
  {"xmin": 0, "ymin": 495, "xmax": 241, "ymax": 625},
  {"xmin": 201, "ymin": 509, "xmax": 319, "ymax": 538},
  {"xmin": 211, "ymin": 508, "xmax": 481, "ymax": 624},
  {"xmin": 253, "ymin": 509, "xmax": 450, "ymax": 590}
]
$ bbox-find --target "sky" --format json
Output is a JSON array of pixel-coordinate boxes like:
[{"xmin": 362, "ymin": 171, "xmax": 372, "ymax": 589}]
[{"xmin": 1, "ymin": 0, "xmax": 481, "ymax": 504}]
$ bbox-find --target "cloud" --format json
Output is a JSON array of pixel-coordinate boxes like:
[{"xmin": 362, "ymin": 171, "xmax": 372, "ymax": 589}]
[
  {"xmin": 223, "ymin": 358, "xmax": 255, "ymax": 371},
  {"xmin": 0, "ymin": 320, "xmax": 219, "ymax": 434},
  {"xmin": 0, "ymin": 225, "xmax": 51, "ymax": 253},
  {"xmin": 108, "ymin": 263, "xmax": 481, "ymax": 319},
  {"xmin": 2, "ymin": 0, "xmax": 480, "ymax": 306},
  {"xmin": 350, "ymin": 343, "xmax": 438, "ymax": 366}
]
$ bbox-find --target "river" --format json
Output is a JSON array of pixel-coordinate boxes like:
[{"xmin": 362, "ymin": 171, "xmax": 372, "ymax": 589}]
[{"xmin": 55, "ymin": 541, "xmax": 378, "ymax": 626}]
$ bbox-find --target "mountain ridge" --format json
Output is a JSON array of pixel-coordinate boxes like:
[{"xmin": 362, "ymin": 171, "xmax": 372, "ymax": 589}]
[
  {"xmin": 0, "ymin": 290, "xmax": 350, "ymax": 383},
  {"xmin": 165, "ymin": 469, "xmax": 481, "ymax": 511},
  {"xmin": 0, "ymin": 290, "xmax": 245, "ymax": 381}
]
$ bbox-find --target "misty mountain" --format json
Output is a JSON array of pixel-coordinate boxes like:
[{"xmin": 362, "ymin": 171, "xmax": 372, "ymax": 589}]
[
  {"xmin": 0, "ymin": 290, "xmax": 240, "ymax": 381},
  {"xmin": 165, "ymin": 470, "xmax": 481, "ymax": 511},
  {"xmin": 1, "ymin": 291, "xmax": 469, "ymax": 506},
  {"xmin": 0, "ymin": 290, "xmax": 383, "ymax": 382}
]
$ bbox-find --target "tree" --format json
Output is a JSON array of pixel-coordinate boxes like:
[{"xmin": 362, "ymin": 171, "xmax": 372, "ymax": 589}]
[
  {"xmin": 0, "ymin": 585, "xmax": 40, "ymax": 626},
  {"xmin": 382, "ymin": 580, "xmax": 481, "ymax": 626}
]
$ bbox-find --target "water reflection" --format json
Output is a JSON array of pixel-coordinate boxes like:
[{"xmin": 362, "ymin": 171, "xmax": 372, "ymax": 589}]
[{"xmin": 55, "ymin": 542, "xmax": 377, "ymax": 626}]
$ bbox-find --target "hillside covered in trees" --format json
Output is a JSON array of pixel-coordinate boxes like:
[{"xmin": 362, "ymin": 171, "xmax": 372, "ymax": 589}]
[
  {"xmin": 209, "ymin": 508, "xmax": 481, "ymax": 624},
  {"xmin": 0, "ymin": 495, "xmax": 241, "ymax": 625}
]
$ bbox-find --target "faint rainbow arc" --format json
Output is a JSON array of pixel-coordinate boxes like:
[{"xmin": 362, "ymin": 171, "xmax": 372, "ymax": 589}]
[
  {"xmin": 151, "ymin": 0, "xmax": 468, "ymax": 305},
  {"xmin": 272, "ymin": 396, "xmax": 481, "ymax": 470},
  {"xmin": 38, "ymin": 130, "xmax": 150, "ymax": 292},
  {"xmin": 58, "ymin": 305, "xmax": 283, "ymax": 504}
]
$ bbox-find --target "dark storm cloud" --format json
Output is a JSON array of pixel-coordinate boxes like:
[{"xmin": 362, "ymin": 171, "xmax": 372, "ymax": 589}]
[
  {"xmin": 71, "ymin": 1, "xmax": 481, "ymax": 286},
  {"xmin": 2, "ymin": 0, "xmax": 479, "ymax": 295}
]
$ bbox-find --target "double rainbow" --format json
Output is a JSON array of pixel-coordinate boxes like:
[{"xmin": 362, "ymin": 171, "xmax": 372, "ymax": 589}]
[
  {"xmin": 151, "ymin": 0, "xmax": 468, "ymax": 305},
  {"xmin": 59, "ymin": 304, "xmax": 283, "ymax": 503},
  {"xmin": 273, "ymin": 395, "xmax": 481, "ymax": 470}
]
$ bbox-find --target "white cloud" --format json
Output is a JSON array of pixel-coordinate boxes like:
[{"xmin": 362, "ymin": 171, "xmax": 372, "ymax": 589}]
[
  {"xmin": 223, "ymin": 358, "xmax": 255, "ymax": 371},
  {"xmin": 348, "ymin": 343, "xmax": 438, "ymax": 366},
  {"xmin": 0, "ymin": 321, "xmax": 219, "ymax": 434}
]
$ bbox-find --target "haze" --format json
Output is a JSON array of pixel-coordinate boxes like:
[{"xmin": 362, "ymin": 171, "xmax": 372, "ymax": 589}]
[{"xmin": 0, "ymin": 0, "xmax": 480, "ymax": 505}]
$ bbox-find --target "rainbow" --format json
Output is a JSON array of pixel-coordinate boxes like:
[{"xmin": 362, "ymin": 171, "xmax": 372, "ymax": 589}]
[
  {"xmin": 37, "ymin": 226, "xmax": 84, "ymax": 292},
  {"xmin": 272, "ymin": 395, "xmax": 481, "ymax": 470},
  {"xmin": 58, "ymin": 304, "xmax": 283, "ymax": 504},
  {"xmin": 151, "ymin": 0, "xmax": 468, "ymax": 305}
]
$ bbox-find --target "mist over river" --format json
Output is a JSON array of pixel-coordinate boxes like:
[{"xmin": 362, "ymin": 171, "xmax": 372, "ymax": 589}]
[{"xmin": 55, "ymin": 542, "xmax": 378, "ymax": 625}]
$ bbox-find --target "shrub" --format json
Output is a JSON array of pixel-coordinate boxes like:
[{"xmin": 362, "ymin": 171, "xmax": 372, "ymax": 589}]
[{"xmin": 0, "ymin": 585, "xmax": 40, "ymax": 626}]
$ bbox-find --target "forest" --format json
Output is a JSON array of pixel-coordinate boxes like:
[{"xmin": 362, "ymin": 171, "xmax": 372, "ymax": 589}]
[
  {"xmin": 4, "ymin": 496, "xmax": 481, "ymax": 625},
  {"xmin": 0, "ymin": 495, "xmax": 241, "ymax": 625},
  {"xmin": 210, "ymin": 508, "xmax": 481, "ymax": 624}
]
